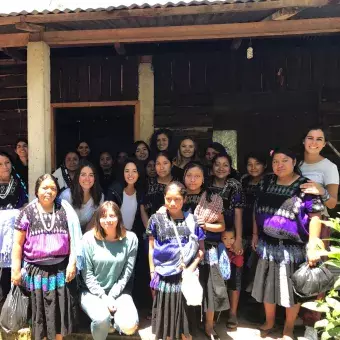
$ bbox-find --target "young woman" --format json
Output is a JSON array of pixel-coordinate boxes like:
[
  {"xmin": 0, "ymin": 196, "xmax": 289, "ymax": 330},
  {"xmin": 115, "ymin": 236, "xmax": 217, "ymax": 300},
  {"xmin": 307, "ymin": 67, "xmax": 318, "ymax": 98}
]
[
  {"xmin": 150, "ymin": 129, "xmax": 173, "ymax": 155},
  {"xmin": 140, "ymin": 151, "xmax": 175, "ymax": 228},
  {"xmin": 252, "ymin": 148, "xmax": 324, "ymax": 340},
  {"xmin": 172, "ymin": 137, "xmax": 200, "ymax": 181},
  {"xmin": 183, "ymin": 162, "xmax": 227, "ymax": 339},
  {"xmin": 209, "ymin": 153, "xmax": 245, "ymax": 330},
  {"xmin": 147, "ymin": 181, "xmax": 205, "ymax": 340},
  {"xmin": 205, "ymin": 142, "xmax": 225, "ymax": 165},
  {"xmin": 60, "ymin": 162, "xmax": 104, "ymax": 232},
  {"xmin": 107, "ymin": 159, "xmax": 149, "ymax": 309},
  {"xmin": 53, "ymin": 151, "xmax": 80, "ymax": 192},
  {"xmin": 98, "ymin": 151, "xmax": 115, "ymax": 196},
  {"xmin": 145, "ymin": 158, "xmax": 157, "ymax": 179},
  {"xmin": 0, "ymin": 152, "xmax": 28, "ymax": 310},
  {"xmin": 133, "ymin": 141, "xmax": 150, "ymax": 163},
  {"xmin": 299, "ymin": 126, "xmax": 339, "ymax": 211},
  {"xmin": 13, "ymin": 138, "xmax": 28, "ymax": 188},
  {"xmin": 80, "ymin": 201, "xmax": 139, "ymax": 338},
  {"xmin": 11, "ymin": 174, "xmax": 83, "ymax": 340}
]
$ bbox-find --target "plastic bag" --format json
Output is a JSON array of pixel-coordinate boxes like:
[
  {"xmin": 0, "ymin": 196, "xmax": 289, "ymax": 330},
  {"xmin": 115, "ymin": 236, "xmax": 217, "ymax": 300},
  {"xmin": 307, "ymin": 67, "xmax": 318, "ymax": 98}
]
[
  {"xmin": 181, "ymin": 269, "xmax": 203, "ymax": 306},
  {"xmin": 0, "ymin": 285, "xmax": 29, "ymax": 333},
  {"xmin": 292, "ymin": 262, "xmax": 335, "ymax": 298}
]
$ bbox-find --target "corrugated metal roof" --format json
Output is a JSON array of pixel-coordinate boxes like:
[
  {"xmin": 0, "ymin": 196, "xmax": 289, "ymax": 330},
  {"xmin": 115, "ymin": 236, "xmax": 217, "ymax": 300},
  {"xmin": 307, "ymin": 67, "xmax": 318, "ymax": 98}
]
[{"xmin": 0, "ymin": 1, "xmax": 265, "ymax": 17}]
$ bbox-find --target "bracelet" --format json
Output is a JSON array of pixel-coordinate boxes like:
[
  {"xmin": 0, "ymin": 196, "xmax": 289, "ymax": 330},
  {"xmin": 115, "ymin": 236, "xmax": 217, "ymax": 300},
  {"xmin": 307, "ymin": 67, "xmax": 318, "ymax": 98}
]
[{"xmin": 321, "ymin": 189, "xmax": 331, "ymax": 203}]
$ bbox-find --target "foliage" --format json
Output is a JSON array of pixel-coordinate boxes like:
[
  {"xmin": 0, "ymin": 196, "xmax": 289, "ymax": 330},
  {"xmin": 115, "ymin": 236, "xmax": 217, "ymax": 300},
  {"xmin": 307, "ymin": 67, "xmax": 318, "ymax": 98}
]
[{"xmin": 302, "ymin": 215, "xmax": 340, "ymax": 340}]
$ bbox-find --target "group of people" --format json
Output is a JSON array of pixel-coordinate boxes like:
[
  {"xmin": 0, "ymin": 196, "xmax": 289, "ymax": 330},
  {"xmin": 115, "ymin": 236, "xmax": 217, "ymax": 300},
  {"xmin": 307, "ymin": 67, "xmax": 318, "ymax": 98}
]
[{"xmin": 0, "ymin": 125, "xmax": 338, "ymax": 340}]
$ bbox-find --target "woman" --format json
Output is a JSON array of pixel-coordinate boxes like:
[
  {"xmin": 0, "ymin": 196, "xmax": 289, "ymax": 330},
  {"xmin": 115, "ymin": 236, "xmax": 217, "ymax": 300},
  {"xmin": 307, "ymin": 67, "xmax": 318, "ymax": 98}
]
[
  {"xmin": 251, "ymin": 148, "xmax": 324, "ymax": 340},
  {"xmin": 80, "ymin": 201, "xmax": 139, "ymax": 338},
  {"xmin": 0, "ymin": 152, "xmax": 28, "ymax": 310},
  {"xmin": 13, "ymin": 138, "xmax": 28, "ymax": 188},
  {"xmin": 183, "ymin": 162, "xmax": 227, "ymax": 339},
  {"xmin": 107, "ymin": 159, "xmax": 149, "ymax": 309},
  {"xmin": 140, "ymin": 151, "xmax": 175, "ymax": 228},
  {"xmin": 53, "ymin": 151, "xmax": 80, "ymax": 192},
  {"xmin": 145, "ymin": 158, "xmax": 156, "ymax": 179},
  {"xmin": 209, "ymin": 153, "xmax": 245, "ymax": 329},
  {"xmin": 11, "ymin": 174, "xmax": 84, "ymax": 340},
  {"xmin": 172, "ymin": 137, "xmax": 200, "ymax": 181},
  {"xmin": 147, "ymin": 181, "xmax": 205, "ymax": 340},
  {"xmin": 299, "ymin": 126, "xmax": 339, "ymax": 212},
  {"xmin": 150, "ymin": 129, "xmax": 173, "ymax": 155},
  {"xmin": 77, "ymin": 141, "xmax": 91, "ymax": 160},
  {"xmin": 133, "ymin": 141, "xmax": 150, "ymax": 163},
  {"xmin": 205, "ymin": 142, "xmax": 225, "ymax": 165},
  {"xmin": 98, "ymin": 151, "xmax": 115, "ymax": 197},
  {"xmin": 60, "ymin": 162, "xmax": 104, "ymax": 232}
]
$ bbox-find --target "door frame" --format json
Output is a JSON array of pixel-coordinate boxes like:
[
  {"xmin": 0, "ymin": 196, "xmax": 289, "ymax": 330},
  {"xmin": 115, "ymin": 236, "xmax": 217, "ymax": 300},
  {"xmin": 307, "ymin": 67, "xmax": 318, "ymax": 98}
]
[{"xmin": 50, "ymin": 100, "xmax": 140, "ymax": 170}]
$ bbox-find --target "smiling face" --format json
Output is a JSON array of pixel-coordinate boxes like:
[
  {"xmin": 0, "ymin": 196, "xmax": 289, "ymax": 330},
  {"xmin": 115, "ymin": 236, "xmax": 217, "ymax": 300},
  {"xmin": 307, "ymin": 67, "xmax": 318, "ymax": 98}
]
[
  {"xmin": 15, "ymin": 141, "xmax": 28, "ymax": 159},
  {"xmin": 184, "ymin": 166, "xmax": 204, "ymax": 192},
  {"xmin": 180, "ymin": 139, "xmax": 195, "ymax": 159},
  {"xmin": 79, "ymin": 166, "xmax": 95, "ymax": 191},
  {"xmin": 146, "ymin": 160, "xmax": 156, "ymax": 178},
  {"xmin": 164, "ymin": 185, "xmax": 184, "ymax": 214},
  {"xmin": 272, "ymin": 153, "xmax": 296, "ymax": 179},
  {"xmin": 77, "ymin": 142, "xmax": 90, "ymax": 158},
  {"xmin": 212, "ymin": 156, "xmax": 230, "ymax": 180},
  {"xmin": 124, "ymin": 162, "xmax": 139, "ymax": 185},
  {"xmin": 247, "ymin": 157, "xmax": 266, "ymax": 179},
  {"xmin": 303, "ymin": 129, "xmax": 326, "ymax": 156},
  {"xmin": 65, "ymin": 152, "xmax": 79, "ymax": 172},
  {"xmin": 100, "ymin": 206, "xmax": 118, "ymax": 233},
  {"xmin": 156, "ymin": 133, "xmax": 169, "ymax": 151},
  {"xmin": 37, "ymin": 178, "xmax": 57, "ymax": 205},
  {"xmin": 99, "ymin": 152, "xmax": 113, "ymax": 171},
  {"xmin": 0, "ymin": 155, "xmax": 12, "ymax": 181},
  {"xmin": 135, "ymin": 143, "xmax": 149, "ymax": 161},
  {"xmin": 155, "ymin": 155, "xmax": 171, "ymax": 178}
]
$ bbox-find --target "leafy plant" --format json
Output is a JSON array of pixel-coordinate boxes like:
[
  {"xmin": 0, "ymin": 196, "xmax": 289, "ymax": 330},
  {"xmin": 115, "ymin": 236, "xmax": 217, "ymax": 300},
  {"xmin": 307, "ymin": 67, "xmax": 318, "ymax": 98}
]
[{"xmin": 302, "ymin": 215, "xmax": 340, "ymax": 340}]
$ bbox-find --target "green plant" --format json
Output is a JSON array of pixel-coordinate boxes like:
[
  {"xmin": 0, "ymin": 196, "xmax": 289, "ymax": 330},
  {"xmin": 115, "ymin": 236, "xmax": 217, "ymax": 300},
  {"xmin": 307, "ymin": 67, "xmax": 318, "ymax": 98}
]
[{"xmin": 302, "ymin": 215, "xmax": 340, "ymax": 340}]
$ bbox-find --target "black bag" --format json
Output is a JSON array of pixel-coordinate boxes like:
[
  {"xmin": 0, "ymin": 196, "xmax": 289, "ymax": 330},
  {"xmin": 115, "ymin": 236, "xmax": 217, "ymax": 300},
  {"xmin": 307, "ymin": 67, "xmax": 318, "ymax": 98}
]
[
  {"xmin": 292, "ymin": 262, "xmax": 335, "ymax": 298},
  {"xmin": 0, "ymin": 285, "xmax": 29, "ymax": 333}
]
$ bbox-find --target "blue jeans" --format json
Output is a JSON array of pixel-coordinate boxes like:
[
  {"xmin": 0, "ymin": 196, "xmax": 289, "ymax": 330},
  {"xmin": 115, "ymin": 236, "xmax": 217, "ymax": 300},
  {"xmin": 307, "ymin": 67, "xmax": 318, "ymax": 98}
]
[{"xmin": 80, "ymin": 291, "xmax": 139, "ymax": 340}]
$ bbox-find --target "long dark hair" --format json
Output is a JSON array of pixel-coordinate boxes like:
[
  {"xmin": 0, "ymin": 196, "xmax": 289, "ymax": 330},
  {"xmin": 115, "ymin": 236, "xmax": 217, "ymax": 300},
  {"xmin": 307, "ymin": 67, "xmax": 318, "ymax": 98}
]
[
  {"xmin": 272, "ymin": 147, "xmax": 302, "ymax": 176},
  {"xmin": 183, "ymin": 161, "xmax": 207, "ymax": 191},
  {"xmin": 173, "ymin": 136, "xmax": 200, "ymax": 167},
  {"xmin": 35, "ymin": 174, "xmax": 60, "ymax": 198},
  {"xmin": 133, "ymin": 141, "xmax": 150, "ymax": 159},
  {"xmin": 120, "ymin": 158, "xmax": 144, "ymax": 192},
  {"xmin": 150, "ymin": 128, "xmax": 173, "ymax": 154},
  {"xmin": 94, "ymin": 201, "xmax": 125, "ymax": 240},
  {"xmin": 71, "ymin": 161, "xmax": 102, "ymax": 209},
  {"xmin": 0, "ymin": 151, "xmax": 13, "ymax": 165},
  {"xmin": 211, "ymin": 152, "xmax": 238, "ymax": 179}
]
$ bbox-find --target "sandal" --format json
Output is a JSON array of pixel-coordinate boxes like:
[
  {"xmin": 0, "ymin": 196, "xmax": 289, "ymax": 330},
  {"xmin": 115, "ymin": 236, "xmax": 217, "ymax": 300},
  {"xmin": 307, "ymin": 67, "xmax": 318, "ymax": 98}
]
[
  {"xmin": 226, "ymin": 314, "xmax": 238, "ymax": 330},
  {"xmin": 259, "ymin": 325, "xmax": 277, "ymax": 338}
]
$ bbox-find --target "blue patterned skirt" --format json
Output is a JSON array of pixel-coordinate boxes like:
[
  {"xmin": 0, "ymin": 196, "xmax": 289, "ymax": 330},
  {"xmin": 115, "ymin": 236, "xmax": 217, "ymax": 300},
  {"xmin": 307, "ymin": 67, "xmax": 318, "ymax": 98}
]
[{"xmin": 23, "ymin": 258, "xmax": 78, "ymax": 340}]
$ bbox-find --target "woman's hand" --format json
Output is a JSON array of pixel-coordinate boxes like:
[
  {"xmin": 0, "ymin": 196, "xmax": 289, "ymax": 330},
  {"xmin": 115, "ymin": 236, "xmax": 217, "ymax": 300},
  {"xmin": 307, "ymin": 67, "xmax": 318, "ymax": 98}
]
[
  {"xmin": 196, "ymin": 217, "xmax": 206, "ymax": 228},
  {"xmin": 307, "ymin": 238, "xmax": 324, "ymax": 267},
  {"xmin": 66, "ymin": 262, "xmax": 76, "ymax": 282},
  {"xmin": 251, "ymin": 234, "xmax": 259, "ymax": 251},
  {"xmin": 11, "ymin": 269, "xmax": 22, "ymax": 286},
  {"xmin": 300, "ymin": 181, "xmax": 324, "ymax": 196},
  {"xmin": 233, "ymin": 238, "xmax": 243, "ymax": 255}
]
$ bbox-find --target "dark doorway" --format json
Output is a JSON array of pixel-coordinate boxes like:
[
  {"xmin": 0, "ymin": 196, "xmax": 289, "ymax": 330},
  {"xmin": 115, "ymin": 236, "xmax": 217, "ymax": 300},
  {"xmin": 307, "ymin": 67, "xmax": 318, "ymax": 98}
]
[{"xmin": 55, "ymin": 106, "xmax": 134, "ymax": 167}]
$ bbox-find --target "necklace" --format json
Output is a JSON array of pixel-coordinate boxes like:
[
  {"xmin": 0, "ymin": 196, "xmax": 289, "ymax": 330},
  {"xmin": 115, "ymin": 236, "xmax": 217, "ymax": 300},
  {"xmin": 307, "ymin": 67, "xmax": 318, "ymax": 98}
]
[
  {"xmin": 38, "ymin": 203, "xmax": 56, "ymax": 232},
  {"xmin": 0, "ymin": 177, "xmax": 14, "ymax": 199}
]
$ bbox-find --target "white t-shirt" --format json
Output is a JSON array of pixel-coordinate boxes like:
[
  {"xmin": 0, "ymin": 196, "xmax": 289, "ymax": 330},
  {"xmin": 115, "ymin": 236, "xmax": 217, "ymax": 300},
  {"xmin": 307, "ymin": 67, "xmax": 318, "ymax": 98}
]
[
  {"xmin": 300, "ymin": 158, "xmax": 339, "ymax": 186},
  {"xmin": 120, "ymin": 191, "xmax": 137, "ymax": 231}
]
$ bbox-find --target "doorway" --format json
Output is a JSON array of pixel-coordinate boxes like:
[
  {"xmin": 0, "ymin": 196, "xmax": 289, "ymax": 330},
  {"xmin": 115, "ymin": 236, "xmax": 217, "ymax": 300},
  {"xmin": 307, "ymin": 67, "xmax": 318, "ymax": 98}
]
[{"xmin": 51, "ymin": 101, "xmax": 140, "ymax": 169}]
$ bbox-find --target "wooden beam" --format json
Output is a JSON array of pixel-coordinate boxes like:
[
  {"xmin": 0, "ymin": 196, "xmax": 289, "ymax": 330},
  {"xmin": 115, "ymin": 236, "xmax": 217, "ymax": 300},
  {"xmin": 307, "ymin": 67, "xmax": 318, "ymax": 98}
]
[
  {"xmin": 262, "ymin": 7, "xmax": 304, "ymax": 21},
  {"xmin": 0, "ymin": 0, "xmax": 330, "ymax": 26},
  {"xmin": 15, "ymin": 22, "xmax": 44, "ymax": 33},
  {"xmin": 0, "ymin": 87, "xmax": 26, "ymax": 100},
  {"xmin": 0, "ymin": 74, "xmax": 26, "ymax": 88},
  {"xmin": 43, "ymin": 18, "xmax": 340, "ymax": 47},
  {"xmin": 0, "ymin": 33, "xmax": 29, "ymax": 48},
  {"xmin": 1, "ymin": 48, "xmax": 26, "ymax": 61}
]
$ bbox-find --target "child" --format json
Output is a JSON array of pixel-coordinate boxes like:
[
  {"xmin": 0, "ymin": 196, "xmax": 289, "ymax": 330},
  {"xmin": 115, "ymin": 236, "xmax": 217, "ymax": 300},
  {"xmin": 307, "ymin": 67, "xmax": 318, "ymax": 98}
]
[
  {"xmin": 221, "ymin": 228, "xmax": 244, "ymax": 330},
  {"xmin": 147, "ymin": 181, "xmax": 205, "ymax": 340}
]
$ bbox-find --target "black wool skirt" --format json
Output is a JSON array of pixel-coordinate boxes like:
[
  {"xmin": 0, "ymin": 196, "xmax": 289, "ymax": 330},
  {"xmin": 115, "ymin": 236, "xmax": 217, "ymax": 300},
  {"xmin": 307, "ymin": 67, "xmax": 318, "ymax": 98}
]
[
  {"xmin": 151, "ymin": 273, "xmax": 196, "ymax": 340},
  {"xmin": 23, "ymin": 258, "xmax": 78, "ymax": 340}
]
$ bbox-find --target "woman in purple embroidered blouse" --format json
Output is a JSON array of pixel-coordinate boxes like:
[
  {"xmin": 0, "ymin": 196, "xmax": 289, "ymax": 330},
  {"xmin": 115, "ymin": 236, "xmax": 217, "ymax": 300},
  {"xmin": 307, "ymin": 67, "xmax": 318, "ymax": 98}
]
[
  {"xmin": 251, "ymin": 148, "xmax": 324, "ymax": 340},
  {"xmin": 11, "ymin": 174, "xmax": 83, "ymax": 340}
]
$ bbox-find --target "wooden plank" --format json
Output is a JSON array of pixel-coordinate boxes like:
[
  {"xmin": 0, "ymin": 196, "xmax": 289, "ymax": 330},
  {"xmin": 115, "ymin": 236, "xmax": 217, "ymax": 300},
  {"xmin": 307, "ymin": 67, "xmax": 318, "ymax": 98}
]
[
  {"xmin": 89, "ymin": 57, "xmax": 102, "ymax": 101},
  {"xmin": 172, "ymin": 54, "xmax": 190, "ymax": 95},
  {"xmin": 0, "ymin": 33, "xmax": 29, "ymax": 48},
  {"xmin": 51, "ymin": 58, "xmax": 62, "ymax": 102},
  {"xmin": 0, "ymin": 99, "xmax": 26, "ymax": 110},
  {"xmin": 0, "ymin": 74, "xmax": 26, "ymax": 88},
  {"xmin": 189, "ymin": 54, "xmax": 207, "ymax": 94},
  {"xmin": 78, "ymin": 58, "xmax": 90, "ymax": 101},
  {"xmin": 153, "ymin": 54, "xmax": 172, "ymax": 105},
  {"xmin": 100, "ymin": 56, "xmax": 122, "ymax": 100},
  {"xmin": 68, "ymin": 58, "xmax": 80, "ymax": 101},
  {"xmin": 51, "ymin": 101, "xmax": 138, "ymax": 108},
  {"xmin": 122, "ymin": 56, "xmax": 138, "ymax": 100},
  {"xmin": 0, "ymin": 64, "xmax": 26, "ymax": 76},
  {"xmin": 39, "ymin": 18, "xmax": 340, "ymax": 47},
  {"xmin": 0, "ymin": 87, "xmax": 26, "ymax": 100},
  {"xmin": 0, "ymin": 1, "xmax": 329, "ymax": 26}
]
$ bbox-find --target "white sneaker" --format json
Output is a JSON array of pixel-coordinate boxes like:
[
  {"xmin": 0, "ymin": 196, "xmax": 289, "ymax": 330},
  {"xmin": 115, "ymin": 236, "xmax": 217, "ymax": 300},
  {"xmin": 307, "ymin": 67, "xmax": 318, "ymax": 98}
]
[{"xmin": 303, "ymin": 326, "xmax": 318, "ymax": 340}]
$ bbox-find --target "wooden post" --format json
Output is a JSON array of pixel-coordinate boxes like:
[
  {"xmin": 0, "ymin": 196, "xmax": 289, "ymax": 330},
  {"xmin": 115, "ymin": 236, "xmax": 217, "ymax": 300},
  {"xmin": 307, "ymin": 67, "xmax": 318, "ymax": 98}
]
[
  {"xmin": 27, "ymin": 41, "xmax": 51, "ymax": 199},
  {"xmin": 138, "ymin": 56, "xmax": 154, "ymax": 144}
]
